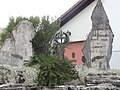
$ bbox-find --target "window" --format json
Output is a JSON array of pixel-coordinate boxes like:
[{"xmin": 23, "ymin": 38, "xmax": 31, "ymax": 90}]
[{"xmin": 72, "ymin": 52, "xmax": 75, "ymax": 58}]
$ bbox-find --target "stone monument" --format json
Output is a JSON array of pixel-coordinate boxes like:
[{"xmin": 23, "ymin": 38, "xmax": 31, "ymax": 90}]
[
  {"xmin": 0, "ymin": 20, "xmax": 35, "ymax": 66},
  {"xmin": 83, "ymin": 0, "xmax": 114, "ymax": 70}
]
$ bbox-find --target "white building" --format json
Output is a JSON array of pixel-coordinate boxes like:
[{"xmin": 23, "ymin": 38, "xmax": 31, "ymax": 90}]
[{"xmin": 60, "ymin": 0, "xmax": 120, "ymax": 69}]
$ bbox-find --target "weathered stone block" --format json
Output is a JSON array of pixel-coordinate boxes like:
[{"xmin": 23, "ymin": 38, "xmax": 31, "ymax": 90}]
[
  {"xmin": 0, "ymin": 20, "xmax": 35, "ymax": 66},
  {"xmin": 83, "ymin": 0, "xmax": 114, "ymax": 70}
]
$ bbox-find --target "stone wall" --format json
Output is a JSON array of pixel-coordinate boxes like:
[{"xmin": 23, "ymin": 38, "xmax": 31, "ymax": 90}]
[
  {"xmin": 85, "ymin": 72, "xmax": 120, "ymax": 87},
  {"xmin": 0, "ymin": 84, "xmax": 119, "ymax": 90}
]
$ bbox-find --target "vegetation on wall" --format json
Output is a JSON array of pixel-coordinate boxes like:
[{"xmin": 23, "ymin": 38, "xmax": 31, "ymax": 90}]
[{"xmin": 0, "ymin": 16, "xmax": 40, "ymax": 46}]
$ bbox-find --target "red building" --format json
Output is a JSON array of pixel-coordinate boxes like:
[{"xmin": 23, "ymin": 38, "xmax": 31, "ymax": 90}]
[
  {"xmin": 64, "ymin": 41, "xmax": 84, "ymax": 65},
  {"xmin": 65, "ymin": 41, "xmax": 84, "ymax": 65}
]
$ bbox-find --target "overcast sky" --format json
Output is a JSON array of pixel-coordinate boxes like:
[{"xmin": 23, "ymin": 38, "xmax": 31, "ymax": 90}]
[{"xmin": 0, "ymin": 0, "xmax": 78, "ymax": 28}]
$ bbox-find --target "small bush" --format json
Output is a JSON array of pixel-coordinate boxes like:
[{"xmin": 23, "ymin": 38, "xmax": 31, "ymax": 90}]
[{"xmin": 27, "ymin": 54, "xmax": 76, "ymax": 87}]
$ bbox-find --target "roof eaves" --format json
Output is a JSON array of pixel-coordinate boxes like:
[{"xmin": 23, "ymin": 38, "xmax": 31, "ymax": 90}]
[{"xmin": 60, "ymin": 0, "xmax": 95, "ymax": 27}]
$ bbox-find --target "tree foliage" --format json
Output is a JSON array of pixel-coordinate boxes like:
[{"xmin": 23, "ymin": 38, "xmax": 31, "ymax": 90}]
[{"xmin": 32, "ymin": 16, "xmax": 60, "ymax": 55}]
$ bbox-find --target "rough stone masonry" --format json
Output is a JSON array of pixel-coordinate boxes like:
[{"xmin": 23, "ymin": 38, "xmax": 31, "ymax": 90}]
[
  {"xmin": 0, "ymin": 20, "xmax": 36, "ymax": 66},
  {"xmin": 82, "ymin": 0, "xmax": 114, "ymax": 70}
]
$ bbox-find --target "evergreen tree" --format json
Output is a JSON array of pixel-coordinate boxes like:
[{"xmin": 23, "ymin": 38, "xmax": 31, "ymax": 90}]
[{"xmin": 32, "ymin": 16, "xmax": 59, "ymax": 55}]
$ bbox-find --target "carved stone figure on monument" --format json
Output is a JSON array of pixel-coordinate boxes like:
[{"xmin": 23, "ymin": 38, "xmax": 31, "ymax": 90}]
[{"xmin": 82, "ymin": 0, "xmax": 114, "ymax": 70}]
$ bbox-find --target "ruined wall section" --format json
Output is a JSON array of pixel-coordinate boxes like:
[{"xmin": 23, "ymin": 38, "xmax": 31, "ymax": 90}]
[{"xmin": 0, "ymin": 20, "xmax": 36, "ymax": 66}]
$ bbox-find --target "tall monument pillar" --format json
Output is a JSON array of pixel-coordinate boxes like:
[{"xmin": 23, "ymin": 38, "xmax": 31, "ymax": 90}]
[{"xmin": 83, "ymin": 0, "xmax": 114, "ymax": 70}]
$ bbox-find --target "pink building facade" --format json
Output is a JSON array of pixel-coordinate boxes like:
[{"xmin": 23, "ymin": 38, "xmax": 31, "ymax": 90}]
[{"xmin": 64, "ymin": 41, "xmax": 84, "ymax": 65}]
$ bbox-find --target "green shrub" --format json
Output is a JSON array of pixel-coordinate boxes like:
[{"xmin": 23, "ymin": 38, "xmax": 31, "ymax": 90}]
[{"xmin": 27, "ymin": 54, "xmax": 76, "ymax": 87}]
